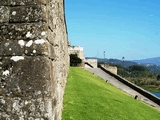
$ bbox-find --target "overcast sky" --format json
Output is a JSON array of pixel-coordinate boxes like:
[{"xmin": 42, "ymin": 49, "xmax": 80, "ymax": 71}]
[{"xmin": 65, "ymin": 0, "xmax": 160, "ymax": 60}]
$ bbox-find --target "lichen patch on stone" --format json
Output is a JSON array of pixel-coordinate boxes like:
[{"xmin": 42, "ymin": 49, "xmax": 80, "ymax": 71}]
[
  {"xmin": 0, "ymin": 99, "xmax": 5, "ymax": 104},
  {"xmin": 18, "ymin": 40, "xmax": 25, "ymax": 47},
  {"xmin": 33, "ymin": 50, "xmax": 36, "ymax": 53},
  {"xmin": 2, "ymin": 70, "xmax": 9, "ymax": 76},
  {"xmin": 4, "ymin": 42, "xmax": 9, "ymax": 47},
  {"xmin": 26, "ymin": 31, "xmax": 32, "ymax": 38},
  {"xmin": 41, "ymin": 31, "xmax": 46, "ymax": 36},
  {"xmin": 35, "ymin": 39, "xmax": 45, "ymax": 44},
  {"xmin": 26, "ymin": 40, "xmax": 33, "ymax": 47},
  {"xmin": 10, "ymin": 56, "xmax": 24, "ymax": 62},
  {"xmin": 12, "ymin": 11, "xmax": 17, "ymax": 16}
]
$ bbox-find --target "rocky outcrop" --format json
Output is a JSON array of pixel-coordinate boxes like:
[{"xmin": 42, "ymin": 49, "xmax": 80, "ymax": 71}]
[{"xmin": 0, "ymin": 0, "xmax": 69, "ymax": 120}]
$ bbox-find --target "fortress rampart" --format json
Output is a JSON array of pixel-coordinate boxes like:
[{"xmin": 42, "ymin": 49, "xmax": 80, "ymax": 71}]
[
  {"xmin": 0, "ymin": 0, "xmax": 69, "ymax": 120},
  {"xmin": 103, "ymin": 64, "xmax": 117, "ymax": 75},
  {"xmin": 70, "ymin": 46, "xmax": 85, "ymax": 61},
  {"xmin": 85, "ymin": 59, "xmax": 97, "ymax": 68}
]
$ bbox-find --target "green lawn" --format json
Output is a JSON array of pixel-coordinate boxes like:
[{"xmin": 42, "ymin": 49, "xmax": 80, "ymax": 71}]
[{"xmin": 62, "ymin": 67, "xmax": 160, "ymax": 120}]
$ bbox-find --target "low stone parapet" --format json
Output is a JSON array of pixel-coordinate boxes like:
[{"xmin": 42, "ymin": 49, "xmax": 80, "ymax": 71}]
[
  {"xmin": 98, "ymin": 65, "xmax": 160, "ymax": 106},
  {"xmin": 85, "ymin": 59, "xmax": 97, "ymax": 68}
]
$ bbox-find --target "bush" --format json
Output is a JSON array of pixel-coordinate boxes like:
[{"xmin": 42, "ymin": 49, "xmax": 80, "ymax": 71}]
[
  {"xmin": 70, "ymin": 54, "xmax": 82, "ymax": 66},
  {"xmin": 157, "ymin": 74, "xmax": 160, "ymax": 81},
  {"xmin": 129, "ymin": 65, "xmax": 147, "ymax": 72}
]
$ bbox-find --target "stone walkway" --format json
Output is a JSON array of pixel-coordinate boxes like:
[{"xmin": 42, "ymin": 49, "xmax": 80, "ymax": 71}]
[{"xmin": 86, "ymin": 68, "xmax": 160, "ymax": 110}]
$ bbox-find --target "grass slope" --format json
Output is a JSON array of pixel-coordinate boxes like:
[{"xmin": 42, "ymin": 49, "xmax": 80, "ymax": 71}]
[{"xmin": 62, "ymin": 67, "xmax": 160, "ymax": 120}]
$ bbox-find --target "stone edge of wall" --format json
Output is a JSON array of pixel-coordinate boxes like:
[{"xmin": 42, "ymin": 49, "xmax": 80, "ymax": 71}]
[
  {"xmin": 98, "ymin": 64, "xmax": 160, "ymax": 106},
  {"xmin": 84, "ymin": 62, "xmax": 94, "ymax": 68},
  {"xmin": 63, "ymin": 0, "xmax": 68, "ymax": 35}
]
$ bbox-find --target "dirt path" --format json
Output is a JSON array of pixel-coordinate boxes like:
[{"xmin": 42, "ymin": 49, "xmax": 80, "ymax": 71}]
[{"xmin": 86, "ymin": 68, "xmax": 160, "ymax": 110}]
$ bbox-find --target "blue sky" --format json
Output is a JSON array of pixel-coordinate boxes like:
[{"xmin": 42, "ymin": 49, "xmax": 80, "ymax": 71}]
[{"xmin": 65, "ymin": 0, "xmax": 160, "ymax": 60}]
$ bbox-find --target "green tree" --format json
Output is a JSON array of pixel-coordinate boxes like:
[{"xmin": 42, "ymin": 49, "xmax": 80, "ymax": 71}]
[
  {"xmin": 70, "ymin": 54, "xmax": 82, "ymax": 66},
  {"xmin": 129, "ymin": 65, "xmax": 146, "ymax": 72},
  {"xmin": 157, "ymin": 74, "xmax": 160, "ymax": 81}
]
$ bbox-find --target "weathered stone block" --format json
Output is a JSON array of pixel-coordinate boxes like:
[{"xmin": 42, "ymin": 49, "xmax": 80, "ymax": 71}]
[
  {"xmin": 41, "ymin": 4, "xmax": 48, "ymax": 22},
  {"xmin": 0, "ymin": 24, "xmax": 27, "ymax": 41},
  {"xmin": 0, "ymin": 0, "xmax": 9, "ymax": 5},
  {"xmin": 0, "ymin": 25, "xmax": 9, "ymax": 41},
  {"xmin": 0, "ymin": 56, "xmax": 52, "ymax": 119},
  {"xmin": 26, "ymin": 22, "xmax": 48, "ymax": 39},
  {"xmin": 48, "ymin": 43, "xmax": 56, "ymax": 59},
  {"xmin": 47, "ymin": 30, "xmax": 55, "ymax": 45},
  {"xmin": 10, "ymin": 0, "xmax": 25, "ymax": 5},
  {"xmin": 9, "ymin": 0, "xmax": 40, "ymax": 5},
  {"xmin": 9, "ymin": 5, "xmax": 44, "ymax": 23},
  {"xmin": 0, "ymin": 39, "xmax": 52, "ymax": 57},
  {"xmin": 0, "ymin": 40, "xmax": 24, "ymax": 56},
  {"xmin": 0, "ymin": 56, "xmax": 52, "ymax": 98},
  {"xmin": 0, "ymin": 6, "xmax": 10, "ymax": 23},
  {"xmin": 0, "ymin": 23, "xmax": 48, "ymax": 41},
  {"xmin": 39, "ymin": 0, "xmax": 47, "ymax": 4},
  {"xmin": 24, "ymin": 39, "xmax": 49, "ymax": 56}
]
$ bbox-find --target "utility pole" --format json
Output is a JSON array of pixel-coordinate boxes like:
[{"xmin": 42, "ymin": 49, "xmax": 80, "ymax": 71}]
[
  {"xmin": 122, "ymin": 57, "xmax": 125, "ymax": 77},
  {"xmin": 104, "ymin": 51, "xmax": 105, "ymax": 67}
]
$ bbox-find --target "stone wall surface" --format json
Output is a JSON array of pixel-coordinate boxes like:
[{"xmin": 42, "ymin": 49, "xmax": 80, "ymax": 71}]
[
  {"xmin": 101, "ymin": 64, "xmax": 117, "ymax": 75},
  {"xmin": 0, "ymin": 0, "xmax": 69, "ymax": 120},
  {"xmin": 85, "ymin": 59, "xmax": 97, "ymax": 68},
  {"xmin": 70, "ymin": 46, "xmax": 85, "ymax": 61}
]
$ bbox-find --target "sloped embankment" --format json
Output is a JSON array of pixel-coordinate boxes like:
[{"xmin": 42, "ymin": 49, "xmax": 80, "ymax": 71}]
[{"xmin": 62, "ymin": 67, "xmax": 160, "ymax": 120}]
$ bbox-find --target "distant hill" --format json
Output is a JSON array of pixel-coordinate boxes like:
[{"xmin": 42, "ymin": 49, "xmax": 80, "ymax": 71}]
[
  {"xmin": 86, "ymin": 57, "xmax": 160, "ymax": 74},
  {"xmin": 133, "ymin": 56, "xmax": 160, "ymax": 66},
  {"xmin": 132, "ymin": 57, "xmax": 160, "ymax": 73},
  {"xmin": 143, "ymin": 64, "xmax": 160, "ymax": 74},
  {"xmin": 86, "ymin": 57, "xmax": 138, "ymax": 67}
]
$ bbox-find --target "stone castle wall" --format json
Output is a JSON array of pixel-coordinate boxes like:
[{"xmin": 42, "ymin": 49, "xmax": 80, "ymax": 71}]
[
  {"xmin": 101, "ymin": 64, "xmax": 117, "ymax": 75},
  {"xmin": 70, "ymin": 46, "xmax": 85, "ymax": 61},
  {"xmin": 85, "ymin": 59, "xmax": 97, "ymax": 68},
  {"xmin": 0, "ymin": 0, "xmax": 69, "ymax": 120}
]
